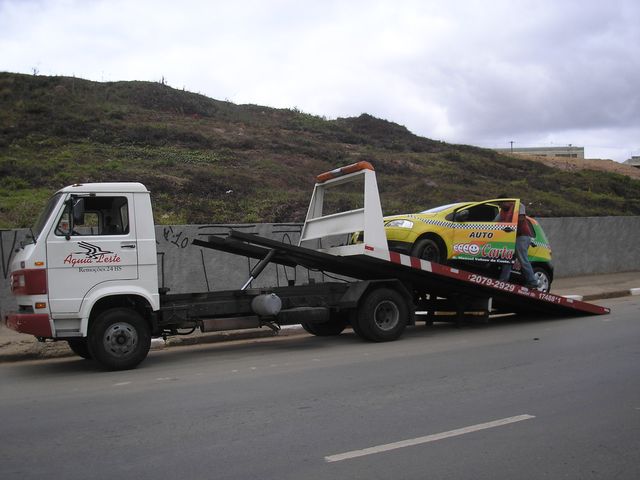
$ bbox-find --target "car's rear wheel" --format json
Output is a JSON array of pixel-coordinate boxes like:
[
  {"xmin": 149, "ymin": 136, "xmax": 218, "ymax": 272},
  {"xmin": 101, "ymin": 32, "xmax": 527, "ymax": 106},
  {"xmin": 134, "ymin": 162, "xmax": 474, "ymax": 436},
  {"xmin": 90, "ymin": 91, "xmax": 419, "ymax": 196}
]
[
  {"xmin": 411, "ymin": 237, "xmax": 444, "ymax": 264},
  {"xmin": 533, "ymin": 267, "xmax": 552, "ymax": 292}
]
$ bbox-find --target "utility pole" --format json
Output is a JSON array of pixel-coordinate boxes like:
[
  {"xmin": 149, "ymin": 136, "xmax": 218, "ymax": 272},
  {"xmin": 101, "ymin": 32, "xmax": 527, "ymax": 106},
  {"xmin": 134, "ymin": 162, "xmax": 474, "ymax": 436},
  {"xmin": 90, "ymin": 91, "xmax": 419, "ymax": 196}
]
[{"xmin": 509, "ymin": 141, "xmax": 514, "ymax": 153}]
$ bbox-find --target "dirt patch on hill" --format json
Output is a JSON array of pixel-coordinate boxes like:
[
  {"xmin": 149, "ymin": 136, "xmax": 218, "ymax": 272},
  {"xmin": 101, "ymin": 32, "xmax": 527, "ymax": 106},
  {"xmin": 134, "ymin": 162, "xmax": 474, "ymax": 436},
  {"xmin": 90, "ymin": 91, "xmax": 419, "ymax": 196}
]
[{"xmin": 504, "ymin": 153, "xmax": 640, "ymax": 180}]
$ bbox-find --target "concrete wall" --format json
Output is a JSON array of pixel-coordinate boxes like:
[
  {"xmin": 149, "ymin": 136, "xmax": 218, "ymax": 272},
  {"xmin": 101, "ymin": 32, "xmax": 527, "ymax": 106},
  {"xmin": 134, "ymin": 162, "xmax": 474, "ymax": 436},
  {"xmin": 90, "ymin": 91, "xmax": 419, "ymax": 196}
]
[
  {"xmin": 537, "ymin": 216, "xmax": 640, "ymax": 278},
  {"xmin": 2, "ymin": 216, "xmax": 639, "ymax": 313}
]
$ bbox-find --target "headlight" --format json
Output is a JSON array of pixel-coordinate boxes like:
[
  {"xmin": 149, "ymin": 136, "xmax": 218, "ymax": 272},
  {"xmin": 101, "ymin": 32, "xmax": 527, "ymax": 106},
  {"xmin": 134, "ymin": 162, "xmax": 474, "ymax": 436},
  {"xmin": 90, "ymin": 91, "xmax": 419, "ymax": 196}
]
[{"xmin": 385, "ymin": 219, "xmax": 414, "ymax": 229}]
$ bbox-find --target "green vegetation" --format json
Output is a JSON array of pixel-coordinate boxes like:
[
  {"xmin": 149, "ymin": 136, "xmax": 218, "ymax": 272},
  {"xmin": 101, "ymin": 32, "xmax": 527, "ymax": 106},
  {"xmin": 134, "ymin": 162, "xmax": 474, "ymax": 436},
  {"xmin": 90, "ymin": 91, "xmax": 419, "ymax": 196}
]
[{"xmin": 1, "ymin": 71, "xmax": 639, "ymax": 228}]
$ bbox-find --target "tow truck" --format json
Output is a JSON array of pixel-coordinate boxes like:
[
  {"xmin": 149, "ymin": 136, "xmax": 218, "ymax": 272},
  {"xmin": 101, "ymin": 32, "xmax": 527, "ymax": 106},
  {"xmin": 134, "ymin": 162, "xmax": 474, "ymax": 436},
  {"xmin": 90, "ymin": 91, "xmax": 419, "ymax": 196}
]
[{"xmin": 4, "ymin": 162, "xmax": 609, "ymax": 370}]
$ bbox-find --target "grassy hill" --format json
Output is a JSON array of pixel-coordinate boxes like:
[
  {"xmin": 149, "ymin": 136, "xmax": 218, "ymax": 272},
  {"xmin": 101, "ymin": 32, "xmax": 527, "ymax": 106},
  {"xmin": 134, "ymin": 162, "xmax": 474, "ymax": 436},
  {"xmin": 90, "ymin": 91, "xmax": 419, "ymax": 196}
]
[{"xmin": 1, "ymin": 71, "xmax": 639, "ymax": 228}]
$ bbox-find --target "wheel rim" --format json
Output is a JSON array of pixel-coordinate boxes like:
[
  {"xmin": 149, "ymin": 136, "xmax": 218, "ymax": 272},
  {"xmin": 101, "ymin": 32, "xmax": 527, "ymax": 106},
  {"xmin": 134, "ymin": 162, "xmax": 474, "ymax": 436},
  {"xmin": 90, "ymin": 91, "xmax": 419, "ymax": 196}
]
[
  {"xmin": 103, "ymin": 322, "xmax": 138, "ymax": 357},
  {"xmin": 374, "ymin": 300, "xmax": 400, "ymax": 331},
  {"xmin": 535, "ymin": 271, "xmax": 550, "ymax": 292},
  {"xmin": 421, "ymin": 244, "xmax": 440, "ymax": 262}
]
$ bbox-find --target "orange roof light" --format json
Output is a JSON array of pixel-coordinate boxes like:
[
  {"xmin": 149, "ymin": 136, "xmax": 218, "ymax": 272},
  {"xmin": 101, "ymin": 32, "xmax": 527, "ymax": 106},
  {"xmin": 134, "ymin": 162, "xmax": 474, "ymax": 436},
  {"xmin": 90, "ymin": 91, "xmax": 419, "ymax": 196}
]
[{"xmin": 316, "ymin": 161, "xmax": 375, "ymax": 183}]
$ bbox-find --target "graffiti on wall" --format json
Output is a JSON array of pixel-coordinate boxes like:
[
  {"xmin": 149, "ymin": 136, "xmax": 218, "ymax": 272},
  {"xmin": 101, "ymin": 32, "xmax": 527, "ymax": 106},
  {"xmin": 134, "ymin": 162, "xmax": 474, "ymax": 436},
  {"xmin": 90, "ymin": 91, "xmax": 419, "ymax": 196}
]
[
  {"xmin": 194, "ymin": 223, "xmax": 313, "ymax": 291},
  {"xmin": 162, "ymin": 226, "xmax": 191, "ymax": 249},
  {"xmin": 151, "ymin": 223, "xmax": 320, "ymax": 294}
]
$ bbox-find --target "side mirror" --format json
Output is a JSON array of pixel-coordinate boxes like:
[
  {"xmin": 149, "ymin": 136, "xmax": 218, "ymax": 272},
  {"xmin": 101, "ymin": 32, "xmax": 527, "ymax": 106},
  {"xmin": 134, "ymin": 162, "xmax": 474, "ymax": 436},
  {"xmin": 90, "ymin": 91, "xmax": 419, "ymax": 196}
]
[{"xmin": 72, "ymin": 197, "xmax": 85, "ymax": 225}]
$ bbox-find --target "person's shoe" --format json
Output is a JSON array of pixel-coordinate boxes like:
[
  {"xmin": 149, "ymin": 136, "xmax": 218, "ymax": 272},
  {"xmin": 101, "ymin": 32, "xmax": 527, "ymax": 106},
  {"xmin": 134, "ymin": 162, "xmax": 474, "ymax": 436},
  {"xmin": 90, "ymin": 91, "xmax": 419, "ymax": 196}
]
[{"xmin": 525, "ymin": 281, "xmax": 539, "ymax": 289}]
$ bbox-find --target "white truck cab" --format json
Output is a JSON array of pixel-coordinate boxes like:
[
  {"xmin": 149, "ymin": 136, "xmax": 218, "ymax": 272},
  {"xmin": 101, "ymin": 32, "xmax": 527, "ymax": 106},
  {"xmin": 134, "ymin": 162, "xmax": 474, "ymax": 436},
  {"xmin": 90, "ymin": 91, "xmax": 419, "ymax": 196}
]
[{"xmin": 7, "ymin": 183, "xmax": 159, "ymax": 343}]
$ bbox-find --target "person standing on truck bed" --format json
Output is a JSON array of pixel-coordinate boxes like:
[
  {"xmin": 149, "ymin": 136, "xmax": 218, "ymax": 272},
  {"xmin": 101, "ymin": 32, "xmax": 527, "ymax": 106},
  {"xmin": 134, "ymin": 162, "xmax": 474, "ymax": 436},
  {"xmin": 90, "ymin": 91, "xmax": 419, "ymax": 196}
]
[{"xmin": 495, "ymin": 197, "xmax": 539, "ymax": 289}]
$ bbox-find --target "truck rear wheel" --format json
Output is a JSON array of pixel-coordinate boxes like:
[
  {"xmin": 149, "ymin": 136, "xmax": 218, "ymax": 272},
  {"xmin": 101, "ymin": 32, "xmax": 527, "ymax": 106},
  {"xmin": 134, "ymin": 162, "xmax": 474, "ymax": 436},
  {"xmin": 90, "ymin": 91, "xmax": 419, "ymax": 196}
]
[
  {"xmin": 88, "ymin": 308, "xmax": 151, "ymax": 371},
  {"xmin": 301, "ymin": 313, "xmax": 348, "ymax": 336},
  {"xmin": 67, "ymin": 338, "xmax": 92, "ymax": 359},
  {"xmin": 355, "ymin": 288, "xmax": 408, "ymax": 342}
]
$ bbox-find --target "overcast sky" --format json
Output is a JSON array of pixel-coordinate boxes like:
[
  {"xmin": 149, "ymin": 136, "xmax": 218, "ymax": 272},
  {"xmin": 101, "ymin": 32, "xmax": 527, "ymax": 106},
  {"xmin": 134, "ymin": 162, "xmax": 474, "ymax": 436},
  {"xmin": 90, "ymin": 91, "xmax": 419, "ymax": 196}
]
[{"xmin": 1, "ymin": 0, "xmax": 639, "ymax": 161}]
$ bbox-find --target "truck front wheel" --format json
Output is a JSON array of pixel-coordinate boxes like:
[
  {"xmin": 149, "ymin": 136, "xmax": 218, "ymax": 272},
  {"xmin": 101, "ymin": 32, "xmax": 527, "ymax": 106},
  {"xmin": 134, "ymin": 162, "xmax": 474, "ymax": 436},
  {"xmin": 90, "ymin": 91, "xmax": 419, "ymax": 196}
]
[
  {"xmin": 355, "ymin": 288, "xmax": 408, "ymax": 342},
  {"xmin": 88, "ymin": 308, "xmax": 151, "ymax": 371}
]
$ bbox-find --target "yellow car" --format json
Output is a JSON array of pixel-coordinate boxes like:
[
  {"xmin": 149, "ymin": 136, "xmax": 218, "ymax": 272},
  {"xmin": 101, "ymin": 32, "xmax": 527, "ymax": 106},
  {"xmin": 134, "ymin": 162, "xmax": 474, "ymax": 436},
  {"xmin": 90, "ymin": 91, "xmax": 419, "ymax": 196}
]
[{"xmin": 381, "ymin": 198, "xmax": 554, "ymax": 291}]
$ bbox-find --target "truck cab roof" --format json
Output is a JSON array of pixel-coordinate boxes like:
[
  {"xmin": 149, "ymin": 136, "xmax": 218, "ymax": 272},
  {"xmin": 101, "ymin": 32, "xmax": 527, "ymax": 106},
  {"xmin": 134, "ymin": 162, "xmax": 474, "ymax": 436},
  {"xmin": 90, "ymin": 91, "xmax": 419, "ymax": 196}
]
[{"xmin": 57, "ymin": 183, "xmax": 149, "ymax": 194}]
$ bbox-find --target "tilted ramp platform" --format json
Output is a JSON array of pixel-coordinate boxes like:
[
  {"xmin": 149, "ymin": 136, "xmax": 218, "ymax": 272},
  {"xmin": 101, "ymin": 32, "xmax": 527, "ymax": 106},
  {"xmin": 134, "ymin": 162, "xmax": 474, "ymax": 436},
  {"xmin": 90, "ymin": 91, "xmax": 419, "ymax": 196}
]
[
  {"xmin": 195, "ymin": 161, "xmax": 609, "ymax": 318},
  {"xmin": 194, "ymin": 231, "xmax": 610, "ymax": 317}
]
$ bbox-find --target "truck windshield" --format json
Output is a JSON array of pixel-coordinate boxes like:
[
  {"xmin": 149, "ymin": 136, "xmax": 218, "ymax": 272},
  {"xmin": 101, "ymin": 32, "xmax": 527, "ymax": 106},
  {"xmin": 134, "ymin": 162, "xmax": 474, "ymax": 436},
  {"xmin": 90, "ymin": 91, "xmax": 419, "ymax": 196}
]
[{"xmin": 32, "ymin": 193, "xmax": 63, "ymax": 242}]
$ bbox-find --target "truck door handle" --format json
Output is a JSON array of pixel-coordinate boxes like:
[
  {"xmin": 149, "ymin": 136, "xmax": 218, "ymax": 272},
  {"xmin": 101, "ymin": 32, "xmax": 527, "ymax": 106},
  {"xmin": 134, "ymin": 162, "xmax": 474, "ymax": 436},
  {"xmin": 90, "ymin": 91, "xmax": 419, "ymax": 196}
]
[
  {"xmin": 503, "ymin": 226, "xmax": 514, "ymax": 233},
  {"xmin": 121, "ymin": 243, "xmax": 136, "ymax": 249}
]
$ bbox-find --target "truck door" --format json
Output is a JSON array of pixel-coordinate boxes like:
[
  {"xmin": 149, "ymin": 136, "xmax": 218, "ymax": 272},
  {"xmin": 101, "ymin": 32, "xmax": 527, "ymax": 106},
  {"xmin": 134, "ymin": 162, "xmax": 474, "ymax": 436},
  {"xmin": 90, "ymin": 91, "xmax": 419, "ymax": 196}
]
[
  {"xmin": 450, "ymin": 199, "xmax": 519, "ymax": 265},
  {"xmin": 46, "ymin": 194, "xmax": 139, "ymax": 314}
]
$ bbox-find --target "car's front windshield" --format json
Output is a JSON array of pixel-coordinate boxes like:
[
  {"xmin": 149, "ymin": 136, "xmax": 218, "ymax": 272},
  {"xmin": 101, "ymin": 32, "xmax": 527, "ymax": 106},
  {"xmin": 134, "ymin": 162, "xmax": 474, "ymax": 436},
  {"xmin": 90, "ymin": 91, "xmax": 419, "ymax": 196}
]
[
  {"xmin": 420, "ymin": 203, "xmax": 464, "ymax": 214},
  {"xmin": 31, "ymin": 193, "xmax": 63, "ymax": 242}
]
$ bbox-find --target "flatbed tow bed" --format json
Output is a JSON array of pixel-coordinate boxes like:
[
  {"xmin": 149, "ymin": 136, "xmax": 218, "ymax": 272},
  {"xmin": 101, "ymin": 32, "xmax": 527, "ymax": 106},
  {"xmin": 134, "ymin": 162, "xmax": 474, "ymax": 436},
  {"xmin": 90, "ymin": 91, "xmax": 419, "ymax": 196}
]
[
  {"xmin": 194, "ymin": 230, "xmax": 609, "ymax": 317},
  {"xmin": 190, "ymin": 159, "xmax": 608, "ymax": 319},
  {"xmin": 159, "ymin": 161, "xmax": 608, "ymax": 362}
]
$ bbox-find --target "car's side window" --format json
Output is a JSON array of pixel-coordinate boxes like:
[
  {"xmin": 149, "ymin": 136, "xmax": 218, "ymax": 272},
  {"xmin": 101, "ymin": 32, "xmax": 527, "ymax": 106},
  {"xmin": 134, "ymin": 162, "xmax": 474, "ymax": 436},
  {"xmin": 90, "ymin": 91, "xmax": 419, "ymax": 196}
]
[{"xmin": 455, "ymin": 203, "xmax": 499, "ymax": 222}]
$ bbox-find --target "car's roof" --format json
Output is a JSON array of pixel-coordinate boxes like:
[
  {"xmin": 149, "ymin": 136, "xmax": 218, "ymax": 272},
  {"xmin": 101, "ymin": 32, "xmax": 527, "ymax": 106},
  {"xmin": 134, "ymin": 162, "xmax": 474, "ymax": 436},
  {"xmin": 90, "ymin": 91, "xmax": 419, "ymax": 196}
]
[{"xmin": 418, "ymin": 202, "xmax": 466, "ymax": 214}]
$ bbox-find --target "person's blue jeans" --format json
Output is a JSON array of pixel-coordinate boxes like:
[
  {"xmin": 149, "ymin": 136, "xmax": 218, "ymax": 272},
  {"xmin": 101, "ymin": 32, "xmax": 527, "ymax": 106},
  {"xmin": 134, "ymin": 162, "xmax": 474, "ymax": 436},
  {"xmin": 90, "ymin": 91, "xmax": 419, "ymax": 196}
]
[{"xmin": 499, "ymin": 235, "xmax": 537, "ymax": 285}]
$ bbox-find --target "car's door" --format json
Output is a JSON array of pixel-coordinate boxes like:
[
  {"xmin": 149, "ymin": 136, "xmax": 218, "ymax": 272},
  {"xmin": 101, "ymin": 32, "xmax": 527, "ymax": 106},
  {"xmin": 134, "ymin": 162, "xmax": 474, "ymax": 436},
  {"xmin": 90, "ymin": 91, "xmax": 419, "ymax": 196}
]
[{"xmin": 450, "ymin": 199, "xmax": 519, "ymax": 265}]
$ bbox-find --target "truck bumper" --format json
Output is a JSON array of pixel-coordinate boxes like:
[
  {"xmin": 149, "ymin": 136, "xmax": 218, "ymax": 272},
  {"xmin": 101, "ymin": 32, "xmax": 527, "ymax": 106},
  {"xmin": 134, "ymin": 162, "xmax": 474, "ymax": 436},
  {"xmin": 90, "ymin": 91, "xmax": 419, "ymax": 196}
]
[{"xmin": 4, "ymin": 313, "xmax": 53, "ymax": 338}]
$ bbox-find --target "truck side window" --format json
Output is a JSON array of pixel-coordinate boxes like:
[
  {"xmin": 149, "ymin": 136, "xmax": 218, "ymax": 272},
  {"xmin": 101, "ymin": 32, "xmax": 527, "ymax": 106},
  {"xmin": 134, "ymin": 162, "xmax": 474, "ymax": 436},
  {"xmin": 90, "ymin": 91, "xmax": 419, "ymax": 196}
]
[{"xmin": 54, "ymin": 196, "xmax": 130, "ymax": 236}]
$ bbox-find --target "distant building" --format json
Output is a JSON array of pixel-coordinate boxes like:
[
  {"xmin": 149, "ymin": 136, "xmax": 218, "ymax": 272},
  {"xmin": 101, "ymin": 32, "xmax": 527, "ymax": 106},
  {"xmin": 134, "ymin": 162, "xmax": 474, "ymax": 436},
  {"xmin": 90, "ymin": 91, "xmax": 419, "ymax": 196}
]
[
  {"xmin": 494, "ymin": 146, "xmax": 584, "ymax": 159},
  {"xmin": 624, "ymin": 156, "xmax": 640, "ymax": 168}
]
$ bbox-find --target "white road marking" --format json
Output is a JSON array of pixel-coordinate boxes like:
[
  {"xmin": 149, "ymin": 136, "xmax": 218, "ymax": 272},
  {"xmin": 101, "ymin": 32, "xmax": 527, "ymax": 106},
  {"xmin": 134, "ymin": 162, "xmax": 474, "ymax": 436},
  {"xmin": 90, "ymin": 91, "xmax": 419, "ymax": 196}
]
[
  {"xmin": 113, "ymin": 381, "xmax": 131, "ymax": 387},
  {"xmin": 562, "ymin": 294, "xmax": 583, "ymax": 301},
  {"xmin": 325, "ymin": 414, "xmax": 535, "ymax": 463}
]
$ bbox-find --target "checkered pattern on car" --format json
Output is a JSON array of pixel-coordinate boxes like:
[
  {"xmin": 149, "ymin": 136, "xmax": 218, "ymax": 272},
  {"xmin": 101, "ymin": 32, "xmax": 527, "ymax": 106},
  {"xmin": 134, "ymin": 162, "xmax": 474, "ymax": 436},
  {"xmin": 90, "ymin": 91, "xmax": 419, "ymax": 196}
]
[
  {"xmin": 407, "ymin": 215, "xmax": 510, "ymax": 231},
  {"xmin": 531, "ymin": 240, "xmax": 550, "ymax": 249}
]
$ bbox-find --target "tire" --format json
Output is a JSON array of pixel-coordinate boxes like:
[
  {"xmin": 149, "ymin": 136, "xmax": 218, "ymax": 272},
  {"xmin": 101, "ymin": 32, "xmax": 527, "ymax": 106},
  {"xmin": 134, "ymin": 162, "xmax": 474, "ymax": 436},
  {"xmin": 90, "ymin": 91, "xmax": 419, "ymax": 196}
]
[
  {"xmin": 67, "ymin": 338, "xmax": 92, "ymax": 359},
  {"xmin": 349, "ymin": 310, "xmax": 367, "ymax": 339},
  {"xmin": 411, "ymin": 237, "xmax": 444, "ymax": 264},
  {"xmin": 301, "ymin": 316, "xmax": 348, "ymax": 336},
  {"xmin": 533, "ymin": 267, "xmax": 552, "ymax": 293},
  {"xmin": 87, "ymin": 308, "xmax": 151, "ymax": 371},
  {"xmin": 355, "ymin": 288, "xmax": 408, "ymax": 342}
]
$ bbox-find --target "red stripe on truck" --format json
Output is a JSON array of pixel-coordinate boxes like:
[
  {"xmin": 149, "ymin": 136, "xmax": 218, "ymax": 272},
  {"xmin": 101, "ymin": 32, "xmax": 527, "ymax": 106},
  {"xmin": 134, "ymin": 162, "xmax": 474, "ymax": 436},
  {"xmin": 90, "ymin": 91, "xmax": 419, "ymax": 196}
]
[{"xmin": 5, "ymin": 313, "xmax": 52, "ymax": 337}]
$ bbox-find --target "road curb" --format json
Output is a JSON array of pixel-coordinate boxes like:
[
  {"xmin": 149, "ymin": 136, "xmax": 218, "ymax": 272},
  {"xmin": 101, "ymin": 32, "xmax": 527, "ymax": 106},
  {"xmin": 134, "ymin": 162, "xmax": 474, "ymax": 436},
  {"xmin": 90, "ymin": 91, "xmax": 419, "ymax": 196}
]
[
  {"xmin": 582, "ymin": 289, "xmax": 636, "ymax": 301},
  {"xmin": 0, "ymin": 326, "xmax": 306, "ymax": 363}
]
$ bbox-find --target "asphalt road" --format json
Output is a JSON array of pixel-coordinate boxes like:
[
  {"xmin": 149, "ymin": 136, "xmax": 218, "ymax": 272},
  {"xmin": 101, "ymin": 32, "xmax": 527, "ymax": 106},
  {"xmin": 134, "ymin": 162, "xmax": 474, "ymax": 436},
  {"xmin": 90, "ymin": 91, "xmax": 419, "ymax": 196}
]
[{"xmin": 1, "ymin": 297, "xmax": 639, "ymax": 480}]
